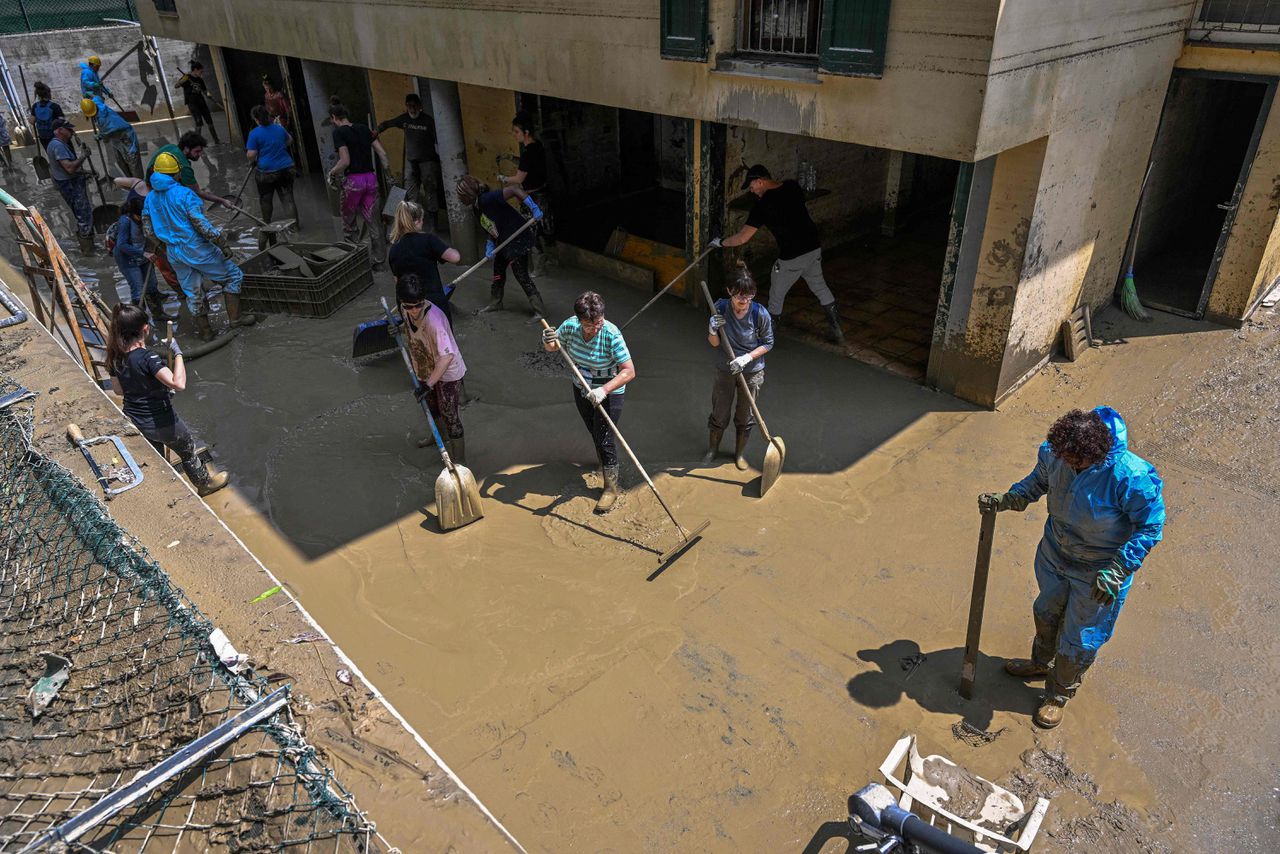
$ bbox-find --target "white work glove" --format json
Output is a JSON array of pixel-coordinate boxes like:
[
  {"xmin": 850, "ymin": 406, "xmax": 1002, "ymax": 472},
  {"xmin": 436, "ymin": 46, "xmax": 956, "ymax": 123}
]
[
  {"xmin": 541, "ymin": 327, "xmax": 559, "ymax": 347},
  {"xmin": 586, "ymin": 386, "xmax": 607, "ymax": 406},
  {"xmin": 709, "ymin": 237, "xmax": 723, "ymax": 249},
  {"xmin": 728, "ymin": 354, "xmax": 752, "ymax": 375},
  {"xmin": 708, "ymin": 314, "xmax": 725, "ymax": 335}
]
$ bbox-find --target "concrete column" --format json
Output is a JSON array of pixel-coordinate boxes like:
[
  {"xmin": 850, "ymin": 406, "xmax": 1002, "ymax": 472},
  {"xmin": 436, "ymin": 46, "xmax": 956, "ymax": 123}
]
[
  {"xmin": 301, "ymin": 60, "xmax": 340, "ymax": 216},
  {"xmin": 688, "ymin": 118, "xmax": 726, "ymax": 305},
  {"xmin": 207, "ymin": 45, "xmax": 241, "ymax": 144},
  {"xmin": 929, "ymin": 137, "xmax": 1047, "ymax": 407},
  {"xmin": 882, "ymin": 150, "xmax": 904, "ymax": 237},
  {"xmin": 278, "ymin": 55, "xmax": 309, "ymax": 174},
  {"xmin": 430, "ymin": 78, "xmax": 477, "ymax": 263}
]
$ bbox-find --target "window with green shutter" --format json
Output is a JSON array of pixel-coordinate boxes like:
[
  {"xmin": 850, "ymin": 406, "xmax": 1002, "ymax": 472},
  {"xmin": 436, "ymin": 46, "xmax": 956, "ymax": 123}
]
[
  {"xmin": 661, "ymin": 0, "xmax": 709, "ymax": 61},
  {"xmin": 818, "ymin": 0, "xmax": 892, "ymax": 77}
]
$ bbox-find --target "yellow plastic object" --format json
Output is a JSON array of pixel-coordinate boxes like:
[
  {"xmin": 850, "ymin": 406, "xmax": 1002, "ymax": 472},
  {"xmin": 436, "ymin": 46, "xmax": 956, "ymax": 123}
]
[
  {"xmin": 153, "ymin": 152, "xmax": 181, "ymax": 174},
  {"xmin": 87, "ymin": 55, "xmax": 101, "ymax": 66},
  {"xmin": 80, "ymin": 98, "xmax": 97, "ymax": 118}
]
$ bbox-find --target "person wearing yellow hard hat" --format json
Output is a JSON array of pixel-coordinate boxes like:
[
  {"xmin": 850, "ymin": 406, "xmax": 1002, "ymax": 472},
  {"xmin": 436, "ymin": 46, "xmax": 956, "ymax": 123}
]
[
  {"xmin": 80, "ymin": 55, "xmax": 112, "ymax": 101},
  {"xmin": 147, "ymin": 131, "xmax": 233, "ymax": 210},
  {"xmin": 144, "ymin": 151, "xmax": 252, "ymax": 341},
  {"xmin": 82, "ymin": 95, "xmax": 140, "ymax": 179}
]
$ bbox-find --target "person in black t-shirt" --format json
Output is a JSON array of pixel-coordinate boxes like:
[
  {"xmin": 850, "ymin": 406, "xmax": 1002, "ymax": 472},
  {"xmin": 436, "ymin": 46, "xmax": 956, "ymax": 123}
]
[
  {"xmin": 388, "ymin": 200, "xmax": 461, "ymax": 321},
  {"xmin": 456, "ymin": 173, "xmax": 547, "ymax": 317},
  {"xmin": 327, "ymin": 104, "xmax": 390, "ymax": 268},
  {"xmin": 176, "ymin": 62, "xmax": 219, "ymax": 144},
  {"xmin": 375, "ymin": 93, "xmax": 440, "ymax": 220},
  {"xmin": 105, "ymin": 303, "xmax": 228, "ymax": 496},
  {"xmin": 718, "ymin": 164, "xmax": 844, "ymax": 344},
  {"xmin": 500, "ymin": 110, "xmax": 555, "ymax": 266}
]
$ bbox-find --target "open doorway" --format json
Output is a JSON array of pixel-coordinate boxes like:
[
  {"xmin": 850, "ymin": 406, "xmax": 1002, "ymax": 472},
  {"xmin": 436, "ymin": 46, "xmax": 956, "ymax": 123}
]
[{"xmin": 1130, "ymin": 72, "xmax": 1273, "ymax": 317}]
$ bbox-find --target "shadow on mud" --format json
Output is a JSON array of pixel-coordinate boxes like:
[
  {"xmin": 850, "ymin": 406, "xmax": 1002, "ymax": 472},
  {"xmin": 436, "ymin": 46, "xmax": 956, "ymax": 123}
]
[{"xmin": 847, "ymin": 639, "xmax": 1041, "ymax": 730}]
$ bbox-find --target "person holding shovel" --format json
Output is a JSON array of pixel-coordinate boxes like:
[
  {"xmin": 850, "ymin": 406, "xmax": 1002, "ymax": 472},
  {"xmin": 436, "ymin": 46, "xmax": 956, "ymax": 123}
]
[
  {"xmin": 456, "ymin": 174, "xmax": 547, "ymax": 317},
  {"xmin": 177, "ymin": 61, "xmax": 220, "ymax": 144},
  {"xmin": 395, "ymin": 273, "xmax": 469, "ymax": 463},
  {"xmin": 979, "ymin": 406, "xmax": 1164, "ymax": 729},
  {"xmin": 541, "ymin": 291, "xmax": 635, "ymax": 513},
  {"xmin": 79, "ymin": 55, "xmax": 112, "ymax": 101},
  {"xmin": 246, "ymin": 105, "xmax": 297, "ymax": 225},
  {"xmin": 704, "ymin": 262, "xmax": 774, "ymax": 470},
  {"xmin": 143, "ymin": 152, "xmax": 251, "ymax": 341},
  {"xmin": 114, "ymin": 175, "xmax": 184, "ymax": 320},
  {"xmin": 106, "ymin": 302, "xmax": 228, "ymax": 497},
  {"xmin": 31, "ymin": 82, "xmax": 65, "ymax": 152},
  {"xmin": 389, "ymin": 200, "xmax": 461, "ymax": 322},
  {"xmin": 112, "ymin": 196, "xmax": 162, "ymax": 313},
  {"xmin": 147, "ymin": 131, "xmax": 235, "ymax": 209},
  {"xmin": 46, "ymin": 118, "xmax": 95, "ymax": 253},
  {"xmin": 82, "ymin": 96, "xmax": 141, "ymax": 179},
  {"xmin": 375, "ymin": 93, "xmax": 440, "ymax": 220}
]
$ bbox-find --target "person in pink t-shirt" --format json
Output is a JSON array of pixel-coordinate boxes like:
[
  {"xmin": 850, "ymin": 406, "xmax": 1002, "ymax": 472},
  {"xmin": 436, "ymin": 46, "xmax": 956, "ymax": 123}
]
[{"xmin": 397, "ymin": 274, "xmax": 469, "ymax": 463}]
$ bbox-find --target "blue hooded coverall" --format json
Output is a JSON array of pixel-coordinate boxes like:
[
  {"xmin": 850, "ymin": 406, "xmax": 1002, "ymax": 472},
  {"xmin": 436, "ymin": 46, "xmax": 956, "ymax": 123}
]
[
  {"xmin": 79, "ymin": 62, "xmax": 111, "ymax": 100},
  {"xmin": 90, "ymin": 96, "xmax": 140, "ymax": 177},
  {"xmin": 1007, "ymin": 406, "xmax": 1164, "ymax": 703},
  {"xmin": 143, "ymin": 173, "xmax": 242, "ymax": 315}
]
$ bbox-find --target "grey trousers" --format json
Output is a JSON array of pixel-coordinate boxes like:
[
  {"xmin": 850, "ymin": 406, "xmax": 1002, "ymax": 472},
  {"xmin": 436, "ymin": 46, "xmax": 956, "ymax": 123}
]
[
  {"xmin": 709, "ymin": 369, "xmax": 764, "ymax": 434},
  {"xmin": 104, "ymin": 131, "xmax": 142, "ymax": 179},
  {"xmin": 768, "ymin": 247, "xmax": 835, "ymax": 315}
]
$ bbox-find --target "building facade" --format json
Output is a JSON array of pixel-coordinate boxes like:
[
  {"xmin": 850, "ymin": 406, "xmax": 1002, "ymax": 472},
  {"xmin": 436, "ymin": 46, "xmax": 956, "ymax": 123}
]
[{"xmin": 138, "ymin": 0, "xmax": 1280, "ymax": 406}]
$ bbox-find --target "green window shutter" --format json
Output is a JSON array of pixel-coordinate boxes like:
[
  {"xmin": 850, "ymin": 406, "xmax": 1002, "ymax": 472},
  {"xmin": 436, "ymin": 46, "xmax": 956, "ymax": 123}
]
[
  {"xmin": 819, "ymin": 0, "xmax": 892, "ymax": 77},
  {"xmin": 661, "ymin": 0, "xmax": 709, "ymax": 62}
]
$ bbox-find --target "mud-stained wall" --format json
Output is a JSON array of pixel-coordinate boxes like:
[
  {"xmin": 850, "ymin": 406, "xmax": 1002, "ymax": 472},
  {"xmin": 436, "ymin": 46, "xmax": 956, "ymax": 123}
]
[
  {"xmin": 457, "ymin": 83, "xmax": 515, "ymax": 190},
  {"xmin": 136, "ymin": 0, "xmax": 997, "ymax": 160},
  {"xmin": 0, "ymin": 24, "xmax": 209, "ymax": 119},
  {"xmin": 1176, "ymin": 46, "xmax": 1280, "ymax": 322}
]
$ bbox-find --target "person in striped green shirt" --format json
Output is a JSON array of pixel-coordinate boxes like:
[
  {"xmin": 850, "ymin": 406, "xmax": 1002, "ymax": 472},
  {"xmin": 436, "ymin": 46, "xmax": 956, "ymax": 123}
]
[{"xmin": 541, "ymin": 291, "xmax": 636, "ymax": 513}]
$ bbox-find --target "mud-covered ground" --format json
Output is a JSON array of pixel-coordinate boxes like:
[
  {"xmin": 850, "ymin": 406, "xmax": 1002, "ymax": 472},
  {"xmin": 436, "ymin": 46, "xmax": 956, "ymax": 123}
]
[{"xmin": 4, "ymin": 121, "xmax": 1279, "ymax": 852}]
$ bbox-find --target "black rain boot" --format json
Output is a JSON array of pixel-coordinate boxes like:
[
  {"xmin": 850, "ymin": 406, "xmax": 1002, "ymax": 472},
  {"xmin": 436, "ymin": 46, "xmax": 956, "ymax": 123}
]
[
  {"xmin": 225, "ymin": 293, "xmax": 256, "ymax": 327},
  {"xmin": 192, "ymin": 313, "xmax": 215, "ymax": 343},
  {"xmin": 78, "ymin": 233, "xmax": 95, "ymax": 254},
  {"xmin": 595, "ymin": 465, "xmax": 620, "ymax": 514},
  {"xmin": 702, "ymin": 429, "xmax": 724, "ymax": 466},
  {"xmin": 478, "ymin": 284, "xmax": 503, "ymax": 313},
  {"xmin": 820, "ymin": 302, "xmax": 845, "ymax": 344},
  {"xmin": 146, "ymin": 292, "xmax": 175, "ymax": 324},
  {"xmin": 734, "ymin": 430, "xmax": 749, "ymax": 471},
  {"xmin": 528, "ymin": 292, "xmax": 548, "ymax": 318},
  {"xmin": 448, "ymin": 438, "xmax": 467, "ymax": 467}
]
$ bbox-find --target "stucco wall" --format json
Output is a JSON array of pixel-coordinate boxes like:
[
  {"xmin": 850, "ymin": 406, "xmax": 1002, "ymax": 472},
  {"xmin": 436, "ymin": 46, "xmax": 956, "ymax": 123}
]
[
  {"xmin": 0, "ymin": 24, "xmax": 208, "ymax": 121},
  {"xmin": 137, "ymin": 0, "xmax": 997, "ymax": 160}
]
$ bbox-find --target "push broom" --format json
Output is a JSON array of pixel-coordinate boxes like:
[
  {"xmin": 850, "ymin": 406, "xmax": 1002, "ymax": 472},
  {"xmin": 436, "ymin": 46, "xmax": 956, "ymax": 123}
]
[{"xmin": 1118, "ymin": 162, "xmax": 1154, "ymax": 322}]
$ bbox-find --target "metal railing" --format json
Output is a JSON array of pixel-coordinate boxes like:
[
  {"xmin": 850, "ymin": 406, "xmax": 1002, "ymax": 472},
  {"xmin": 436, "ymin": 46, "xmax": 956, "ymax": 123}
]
[
  {"xmin": 0, "ymin": 0, "xmax": 136, "ymax": 34},
  {"xmin": 1190, "ymin": 0, "xmax": 1280, "ymax": 40},
  {"xmin": 738, "ymin": 0, "xmax": 821, "ymax": 59}
]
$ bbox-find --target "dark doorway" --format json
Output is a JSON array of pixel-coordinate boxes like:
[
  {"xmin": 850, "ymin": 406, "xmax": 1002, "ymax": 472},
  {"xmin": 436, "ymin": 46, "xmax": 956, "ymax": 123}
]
[{"xmin": 1130, "ymin": 73, "xmax": 1272, "ymax": 317}]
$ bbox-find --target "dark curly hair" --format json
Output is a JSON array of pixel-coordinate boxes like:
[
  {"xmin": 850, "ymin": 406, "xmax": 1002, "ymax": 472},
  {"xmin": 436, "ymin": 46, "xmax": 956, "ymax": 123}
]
[{"xmin": 1046, "ymin": 409, "xmax": 1113, "ymax": 467}]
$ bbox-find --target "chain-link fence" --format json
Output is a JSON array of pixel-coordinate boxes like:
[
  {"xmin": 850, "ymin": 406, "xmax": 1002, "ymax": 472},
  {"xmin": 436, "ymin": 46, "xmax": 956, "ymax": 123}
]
[
  {"xmin": 0, "ymin": 376, "xmax": 391, "ymax": 852},
  {"xmin": 0, "ymin": 0, "xmax": 136, "ymax": 36}
]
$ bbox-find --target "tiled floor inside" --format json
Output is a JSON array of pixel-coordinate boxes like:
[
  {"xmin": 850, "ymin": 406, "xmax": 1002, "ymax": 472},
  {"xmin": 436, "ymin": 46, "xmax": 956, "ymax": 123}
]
[{"xmin": 767, "ymin": 215, "xmax": 948, "ymax": 382}]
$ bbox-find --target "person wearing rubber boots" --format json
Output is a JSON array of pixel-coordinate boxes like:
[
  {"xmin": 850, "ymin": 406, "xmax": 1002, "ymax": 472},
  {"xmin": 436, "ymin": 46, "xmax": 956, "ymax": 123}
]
[
  {"xmin": 375, "ymin": 93, "xmax": 440, "ymax": 221},
  {"xmin": 177, "ymin": 61, "xmax": 220, "ymax": 144},
  {"xmin": 979, "ymin": 407, "xmax": 1164, "ymax": 729},
  {"xmin": 143, "ymin": 152, "xmax": 254, "ymax": 341},
  {"xmin": 147, "ymin": 131, "xmax": 234, "ymax": 210},
  {"xmin": 327, "ymin": 104, "xmax": 389, "ymax": 270},
  {"xmin": 82, "ymin": 95, "xmax": 141, "ymax": 178},
  {"xmin": 45, "ymin": 118, "xmax": 95, "ymax": 253},
  {"xmin": 456, "ymin": 174, "xmax": 547, "ymax": 317},
  {"xmin": 704, "ymin": 262, "xmax": 773, "ymax": 470},
  {"xmin": 541, "ymin": 292, "xmax": 635, "ymax": 513},
  {"xmin": 396, "ymin": 273, "xmax": 468, "ymax": 461},
  {"xmin": 718, "ymin": 164, "xmax": 844, "ymax": 345}
]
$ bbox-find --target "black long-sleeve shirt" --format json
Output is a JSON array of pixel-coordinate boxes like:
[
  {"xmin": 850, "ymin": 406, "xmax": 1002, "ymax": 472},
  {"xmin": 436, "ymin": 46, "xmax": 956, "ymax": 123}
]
[{"xmin": 376, "ymin": 111, "xmax": 437, "ymax": 162}]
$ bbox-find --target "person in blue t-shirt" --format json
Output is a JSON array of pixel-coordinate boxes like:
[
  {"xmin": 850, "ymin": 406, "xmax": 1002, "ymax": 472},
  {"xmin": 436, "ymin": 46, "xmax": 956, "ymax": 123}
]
[
  {"xmin": 704, "ymin": 261, "xmax": 774, "ymax": 470},
  {"xmin": 245, "ymin": 105, "xmax": 297, "ymax": 224}
]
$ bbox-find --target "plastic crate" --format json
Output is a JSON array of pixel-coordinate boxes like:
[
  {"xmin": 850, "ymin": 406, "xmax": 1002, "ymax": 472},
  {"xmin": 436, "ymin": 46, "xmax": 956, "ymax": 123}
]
[{"xmin": 238, "ymin": 242, "xmax": 373, "ymax": 318}]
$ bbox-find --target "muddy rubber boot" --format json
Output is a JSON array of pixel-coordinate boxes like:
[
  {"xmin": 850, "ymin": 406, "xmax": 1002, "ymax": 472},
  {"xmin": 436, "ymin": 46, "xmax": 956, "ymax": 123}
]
[
  {"xmin": 733, "ymin": 431, "xmax": 749, "ymax": 471},
  {"xmin": 145, "ymin": 292, "xmax": 175, "ymax": 324},
  {"xmin": 225, "ymin": 293, "xmax": 256, "ymax": 327},
  {"xmin": 1005, "ymin": 658, "xmax": 1051, "ymax": 679},
  {"xmin": 185, "ymin": 457, "xmax": 229, "ymax": 497},
  {"xmin": 701, "ymin": 429, "xmax": 724, "ymax": 466},
  {"xmin": 78, "ymin": 233, "xmax": 95, "ymax": 254},
  {"xmin": 595, "ymin": 465, "xmax": 620, "ymax": 514},
  {"xmin": 478, "ymin": 284, "xmax": 504, "ymax": 314},
  {"xmin": 448, "ymin": 438, "xmax": 467, "ymax": 467},
  {"xmin": 528, "ymin": 292, "xmax": 548, "ymax": 319},
  {"xmin": 1034, "ymin": 697, "xmax": 1066, "ymax": 729},
  {"xmin": 192, "ymin": 313, "xmax": 215, "ymax": 343},
  {"xmin": 821, "ymin": 302, "xmax": 845, "ymax": 344}
]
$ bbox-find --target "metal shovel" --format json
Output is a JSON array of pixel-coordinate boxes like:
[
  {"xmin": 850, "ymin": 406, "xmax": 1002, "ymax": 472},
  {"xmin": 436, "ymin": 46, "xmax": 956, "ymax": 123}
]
[{"xmin": 699, "ymin": 281, "xmax": 784, "ymax": 497}]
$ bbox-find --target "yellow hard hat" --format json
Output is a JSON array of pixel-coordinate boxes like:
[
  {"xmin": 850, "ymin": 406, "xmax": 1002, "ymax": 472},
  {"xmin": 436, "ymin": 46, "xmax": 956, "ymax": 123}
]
[
  {"xmin": 153, "ymin": 152, "xmax": 181, "ymax": 175},
  {"xmin": 80, "ymin": 98, "xmax": 98, "ymax": 117},
  {"xmin": 88, "ymin": 55, "xmax": 101, "ymax": 66}
]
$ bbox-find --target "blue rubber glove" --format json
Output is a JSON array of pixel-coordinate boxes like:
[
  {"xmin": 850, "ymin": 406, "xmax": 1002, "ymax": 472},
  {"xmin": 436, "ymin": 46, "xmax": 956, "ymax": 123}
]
[
  {"xmin": 1093, "ymin": 559, "xmax": 1130, "ymax": 604},
  {"xmin": 524, "ymin": 197, "xmax": 544, "ymax": 221},
  {"xmin": 484, "ymin": 239, "xmax": 495, "ymax": 259}
]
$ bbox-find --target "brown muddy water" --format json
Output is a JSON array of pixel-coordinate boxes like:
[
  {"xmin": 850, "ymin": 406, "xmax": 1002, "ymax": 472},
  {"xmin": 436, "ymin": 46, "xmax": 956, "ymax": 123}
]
[{"xmin": 3, "ymin": 121, "xmax": 1278, "ymax": 852}]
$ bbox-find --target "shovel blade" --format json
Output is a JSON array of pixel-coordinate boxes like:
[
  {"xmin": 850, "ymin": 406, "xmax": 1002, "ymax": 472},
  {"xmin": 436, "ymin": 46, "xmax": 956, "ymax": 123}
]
[
  {"xmin": 352, "ymin": 317, "xmax": 396, "ymax": 358},
  {"xmin": 760, "ymin": 436, "xmax": 785, "ymax": 497},
  {"xmin": 436, "ymin": 464, "xmax": 485, "ymax": 531}
]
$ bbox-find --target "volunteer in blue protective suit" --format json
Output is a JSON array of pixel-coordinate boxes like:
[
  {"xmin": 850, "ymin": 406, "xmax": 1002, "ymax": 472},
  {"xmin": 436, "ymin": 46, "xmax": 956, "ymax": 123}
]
[
  {"xmin": 80, "ymin": 56, "xmax": 112, "ymax": 101},
  {"xmin": 979, "ymin": 406, "xmax": 1164, "ymax": 729},
  {"xmin": 143, "ymin": 152, "xmax": 254, "ymax": 342},
  {"xmin": 82, "ymin": 96, "xmax": 141, "ymax": 178}
]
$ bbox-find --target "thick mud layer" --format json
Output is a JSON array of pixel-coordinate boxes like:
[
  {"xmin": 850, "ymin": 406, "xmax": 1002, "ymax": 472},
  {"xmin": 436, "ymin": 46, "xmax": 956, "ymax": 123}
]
[{"xmin": 4, "ymin": 118, "xmax": 1278, "ymax": 852}]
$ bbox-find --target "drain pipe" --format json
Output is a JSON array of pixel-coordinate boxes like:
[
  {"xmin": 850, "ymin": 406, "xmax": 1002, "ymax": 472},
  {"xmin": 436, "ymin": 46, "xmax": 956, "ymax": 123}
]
[
  {"xmin": 0, "ymin": 284, "xmax": 27, "ymax": 328},
  {"xmin": 428, "ymin": 79, "xmax": 477, "ymax": 263}
]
